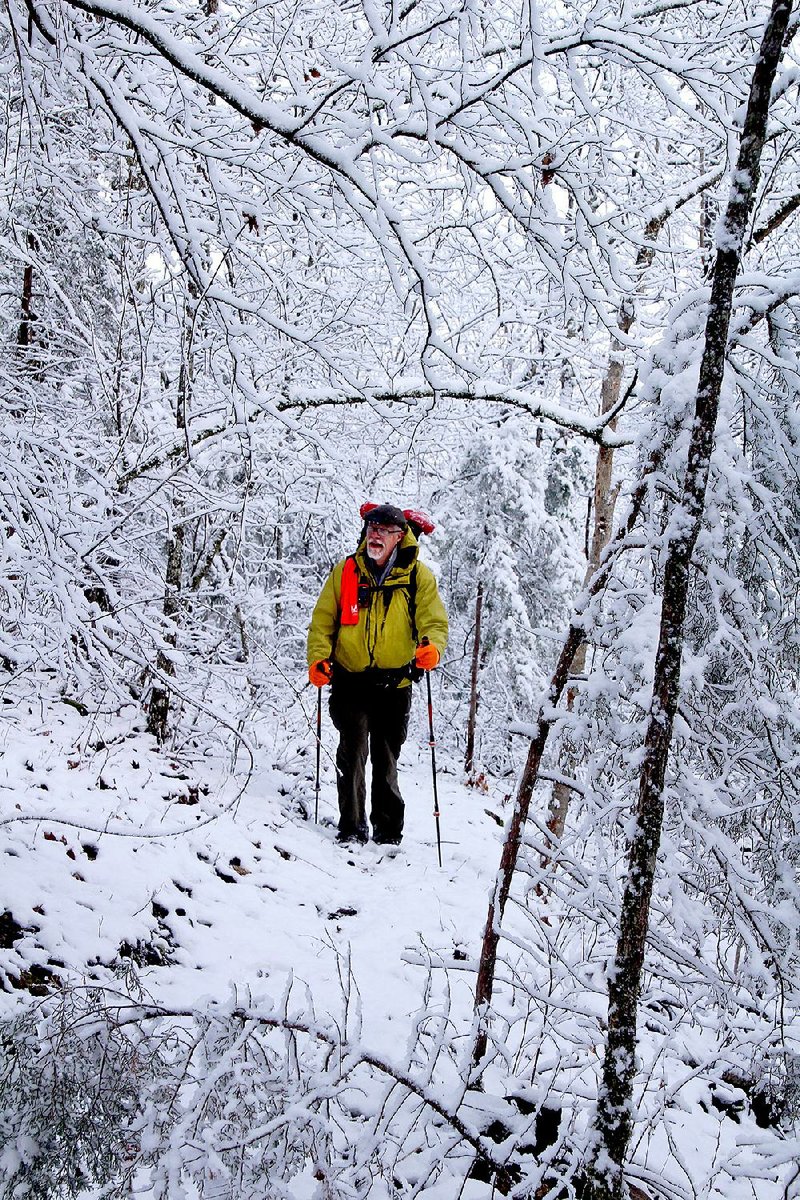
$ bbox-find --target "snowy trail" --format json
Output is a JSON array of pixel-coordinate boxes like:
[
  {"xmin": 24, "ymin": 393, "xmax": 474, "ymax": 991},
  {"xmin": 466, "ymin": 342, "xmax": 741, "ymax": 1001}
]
[
  {"xmin": 183, "ymin": 747, "xmax": 504, "ymax": 1044},
  {"xmin": 1, "ymin": 693, "xmax": 505, "ymax": 1048}
]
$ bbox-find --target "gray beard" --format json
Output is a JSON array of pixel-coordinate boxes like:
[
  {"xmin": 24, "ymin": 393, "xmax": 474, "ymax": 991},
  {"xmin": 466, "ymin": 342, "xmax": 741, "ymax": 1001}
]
[{"xmin": 367, "ymin": 547, "xmax": 397, "ymax": 584}]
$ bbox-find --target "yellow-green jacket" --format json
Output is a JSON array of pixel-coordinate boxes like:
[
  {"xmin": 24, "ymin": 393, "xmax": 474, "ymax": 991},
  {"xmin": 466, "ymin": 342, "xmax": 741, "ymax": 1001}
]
[{"xmin": 307, "ymin": 529, "xmax": 448, "ymax": 682}]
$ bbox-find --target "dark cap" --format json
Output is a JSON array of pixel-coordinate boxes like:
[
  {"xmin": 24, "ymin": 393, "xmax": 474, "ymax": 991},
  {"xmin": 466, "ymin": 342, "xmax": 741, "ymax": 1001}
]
[{"xmin": 363, "ymin": 503, "xmax": 408, "ymax": 530}]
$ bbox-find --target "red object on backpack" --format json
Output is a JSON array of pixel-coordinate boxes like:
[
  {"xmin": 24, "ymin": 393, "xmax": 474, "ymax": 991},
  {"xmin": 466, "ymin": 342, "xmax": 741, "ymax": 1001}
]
[
  {"xmin": 340, "ymin": 556, "xmax": 360, "ymax": 625},
  {"xmin": 403, "ymin": 508, "xmax": 435, "ymax": 536},
  {"xmin": 358, "ymin": 501, "xmax": 435, "ymax": 536}
]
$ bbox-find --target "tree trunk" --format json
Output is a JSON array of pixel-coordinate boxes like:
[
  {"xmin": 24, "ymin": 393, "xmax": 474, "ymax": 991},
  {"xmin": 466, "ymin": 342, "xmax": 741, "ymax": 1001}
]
[
  {"xmin": 17, "ymin": 233, "xmax": 37, "ymax": 351},
  {"xmin": 146, "ymin": 518, "xmax": 185, "ymax": 744},
  {"xmin": 544, "ymin": 363, "xmax": 622, "ymax": 845},
  {"xmin": 465, "ymin": 581, "xmax": 484, "ymax": 778},
  {"xmin": 275, "ymin": 523, "xmax": 284, "ymax": 624},
  {"xmin": 588, "ymin": 4, "xmax": 792, "ymax": 1195},
  {"xmin": 544, "ymin": 172, "xmax": 726, "ymax": 857},
  {"xmin": 146, "ymin": 294, "xmax": 195, "ymax": 742}
]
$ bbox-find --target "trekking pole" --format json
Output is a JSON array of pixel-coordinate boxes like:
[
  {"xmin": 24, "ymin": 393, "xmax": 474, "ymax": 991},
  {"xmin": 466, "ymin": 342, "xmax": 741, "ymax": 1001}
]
[
  {"xmin": 314, "ymin": 687, "xmax": 322, "ymax": 823},
  {"xmin": 420, "ymin": 637, "xmax": 443, "ymax": 867}
]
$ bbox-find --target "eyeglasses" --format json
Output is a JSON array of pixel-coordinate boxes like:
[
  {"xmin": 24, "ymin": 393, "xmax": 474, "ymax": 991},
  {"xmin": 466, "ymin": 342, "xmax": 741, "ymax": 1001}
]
[{"xmin": 368, "ymin": 523, "xmax": 403, "ymax": 537}]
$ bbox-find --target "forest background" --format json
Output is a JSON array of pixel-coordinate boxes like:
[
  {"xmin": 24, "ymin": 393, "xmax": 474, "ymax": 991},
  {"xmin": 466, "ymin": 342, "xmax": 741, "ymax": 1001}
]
[{"xmin": 0, "ymin": 0, "xmax": 798, "ymax": 1197}]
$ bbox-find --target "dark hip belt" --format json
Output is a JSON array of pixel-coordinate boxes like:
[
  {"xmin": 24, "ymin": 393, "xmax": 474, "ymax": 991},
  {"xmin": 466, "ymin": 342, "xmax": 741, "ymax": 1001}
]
[{"xmin": 332, "ymin": 663, "xmax": 416, "ymax": 690}]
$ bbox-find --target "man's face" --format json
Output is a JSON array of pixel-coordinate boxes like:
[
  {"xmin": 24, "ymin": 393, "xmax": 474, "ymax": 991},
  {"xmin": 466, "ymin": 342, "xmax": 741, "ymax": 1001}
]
[{"xmin": 366, "ymin": 522, "xmax": 404, "ymax": 567}]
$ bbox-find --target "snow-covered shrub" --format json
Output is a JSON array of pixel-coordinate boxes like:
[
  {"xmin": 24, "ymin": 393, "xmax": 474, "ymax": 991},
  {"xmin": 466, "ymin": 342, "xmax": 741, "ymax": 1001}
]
[
  {"xmin": 0, "ymin": 988, "xmax": 147, "ymax": 1198},
  {"xmin": 0, "ymin": 979, "xmax": 506, "ymax": 1199}
]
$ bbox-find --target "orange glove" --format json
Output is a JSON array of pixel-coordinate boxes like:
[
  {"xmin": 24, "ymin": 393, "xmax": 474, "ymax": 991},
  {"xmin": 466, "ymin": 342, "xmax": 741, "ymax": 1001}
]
[
  {"xmin": 414, "ymin": 642, "xmax": 440, "ymax": 671},
  {"xmin": 309, "ymin": 659, "xmax": 332, "ymax": 687}
]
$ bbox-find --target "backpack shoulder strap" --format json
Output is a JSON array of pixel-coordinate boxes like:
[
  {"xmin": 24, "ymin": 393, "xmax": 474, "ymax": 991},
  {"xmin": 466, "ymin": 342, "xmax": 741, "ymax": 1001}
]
[
  {"xmin": 379, "ymin": 563, "xmax": 418, "ymax": 638},
  {"xmin": 339, "ymin": 556, "xmax": 360, "ymax": 626},
  {"xmin": 409, "ymin": 563, "xmax": 418, "ymax": 643}
]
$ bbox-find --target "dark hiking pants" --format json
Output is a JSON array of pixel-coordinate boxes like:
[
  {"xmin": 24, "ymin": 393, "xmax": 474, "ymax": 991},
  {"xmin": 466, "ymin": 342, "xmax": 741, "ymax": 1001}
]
[{"xmin": 329, "ymin": 672, "xmax": 412, "ymax": 842}]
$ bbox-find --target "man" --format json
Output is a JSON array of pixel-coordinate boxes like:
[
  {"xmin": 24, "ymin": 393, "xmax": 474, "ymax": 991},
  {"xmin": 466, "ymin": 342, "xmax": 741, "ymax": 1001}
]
[{"xmin": 307, "ymin": 503, "xmax": 448, "ymax": 846}]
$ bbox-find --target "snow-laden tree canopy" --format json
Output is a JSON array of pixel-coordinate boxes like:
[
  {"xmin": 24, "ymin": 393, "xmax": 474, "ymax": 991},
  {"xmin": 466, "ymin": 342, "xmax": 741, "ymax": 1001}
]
[{"xmin": 0, "ymin": 0, "xmax": 798, "ymax": 1197}]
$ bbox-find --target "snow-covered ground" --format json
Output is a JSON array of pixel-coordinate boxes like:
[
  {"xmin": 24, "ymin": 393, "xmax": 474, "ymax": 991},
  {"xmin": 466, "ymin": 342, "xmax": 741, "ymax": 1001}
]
[
  {"xmin": 1, "ymin": 683, "xmax": 499, "ymax": 1038},
  {"xmin": 1, "ymin": 681, "xmax": 797, "ymax": 1199}
]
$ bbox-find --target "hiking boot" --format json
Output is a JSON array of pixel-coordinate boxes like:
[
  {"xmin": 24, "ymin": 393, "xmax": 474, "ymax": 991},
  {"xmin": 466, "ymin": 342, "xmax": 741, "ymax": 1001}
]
[{"xmin": 336, "ymin": 828, "xmax": 368, "ymax": 846}]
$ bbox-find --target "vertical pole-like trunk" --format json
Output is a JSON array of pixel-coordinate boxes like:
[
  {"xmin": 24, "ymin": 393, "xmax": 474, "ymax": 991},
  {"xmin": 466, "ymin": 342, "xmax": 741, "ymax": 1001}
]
[
  {"xmin": 465, "ymin": 581, "xmax": 484, "ymax": 778},
  {"xmin": 275, "ymin": 523, "xmax": 284, "ymax": 625},
  {"xmin": 146, "ymin": 520, "xmax": 185, "ymax": 744},
  {"xmin": 147, "ymin": 295, "xmax": 195, "ymax": 743},
  {"xmin": 17, "ymin": 233, "xmax": 37, "ymax": 351},
  {"xmin": 589, "ymin": 5, "xmax": 792, "ymax": 1195},
  {"xmin": 544, "ymin": 240, "xmax": 659, "ymax": 848},
  {"xmin": 17, "ymin": 266, "xmax": 34, "ymax": 347},
  {"xmin": 17, "ymin": 14, "xmax": 35, "ymax": 352},
  {"xmin": 544, "ymin": 348, "xmax": 623, "ymax": 844},
  {"xmin": 699, "ymin": 146, "xmax": 713, "ymax": 276}
]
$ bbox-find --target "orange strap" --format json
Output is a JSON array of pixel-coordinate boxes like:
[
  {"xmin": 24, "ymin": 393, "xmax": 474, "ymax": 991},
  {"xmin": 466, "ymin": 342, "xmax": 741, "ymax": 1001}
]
[{"xmin": 340, "ymin": 556, "xmax": 359, "ymax": 625}]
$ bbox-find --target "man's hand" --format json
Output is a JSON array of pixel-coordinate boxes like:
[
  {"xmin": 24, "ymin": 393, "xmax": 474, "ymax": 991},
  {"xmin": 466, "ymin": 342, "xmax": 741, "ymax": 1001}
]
[
  {"xmin": 414, "ymin": 642, "xmax": 440, "ymax": 671},
  {"xmin": 309, "ymin": 659, "xmax": 333, "ymax": 687}
]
